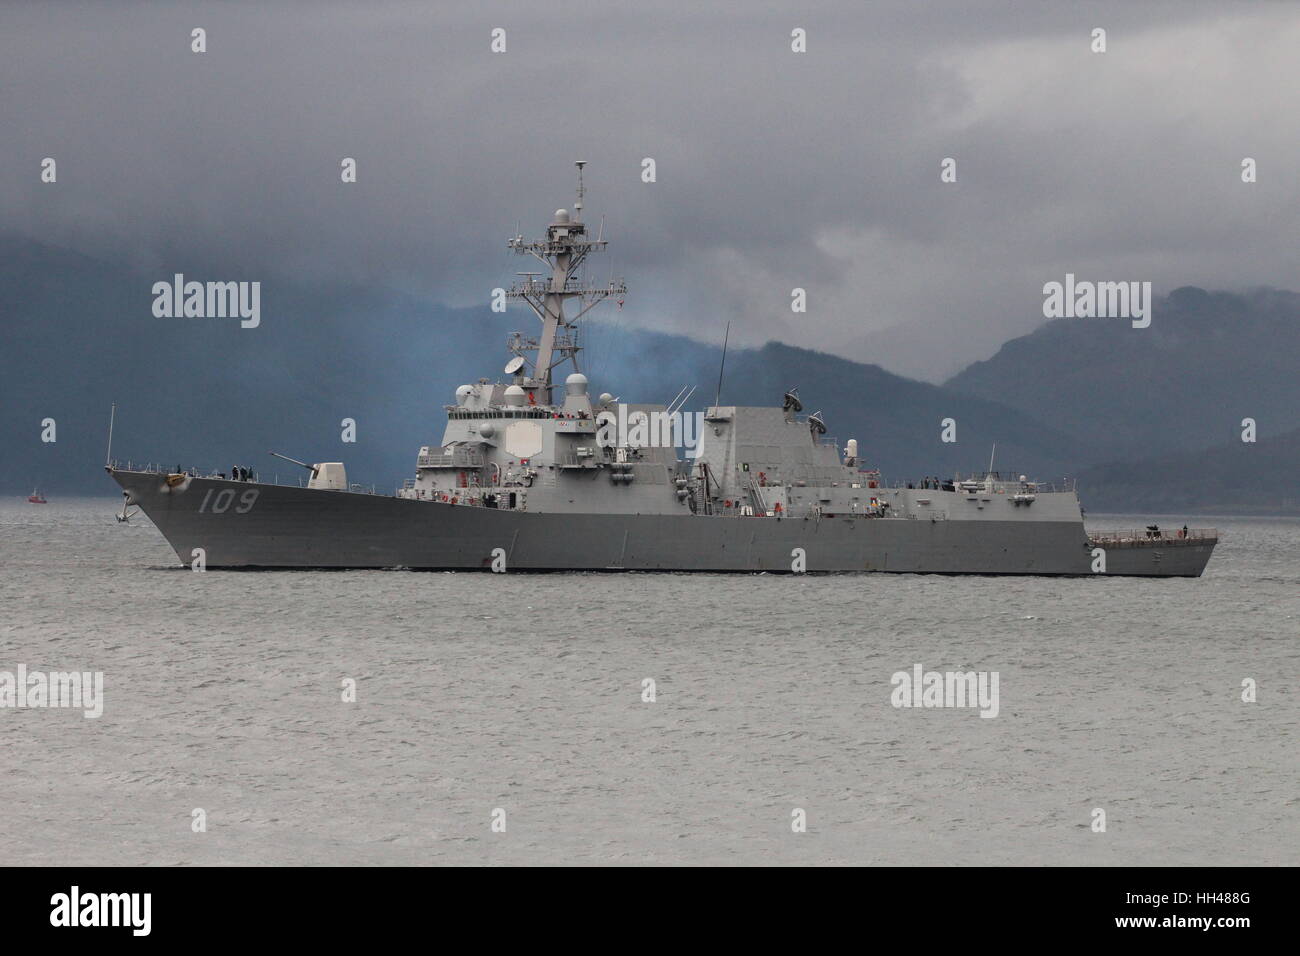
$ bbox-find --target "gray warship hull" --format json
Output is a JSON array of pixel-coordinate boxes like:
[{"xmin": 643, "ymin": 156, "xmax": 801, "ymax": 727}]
[
  {"xmin": 110, "ymin": 470, "xmax": 1216, "ymax": 576},
  {"xmin": 104, "ymin": 167, "xmax": 1219, "ymax": 579}
]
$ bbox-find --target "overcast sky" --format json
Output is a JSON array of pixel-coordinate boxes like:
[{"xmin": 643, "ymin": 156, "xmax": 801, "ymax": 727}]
[{"xmin": 3, "ymin": 0, "xmax": 1297, "ymax": 380}]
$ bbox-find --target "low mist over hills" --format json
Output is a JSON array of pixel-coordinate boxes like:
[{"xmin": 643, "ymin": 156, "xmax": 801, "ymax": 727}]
[{"xmin": 2, "ymin": 239, "xmax": 1296, "ymax": 512}]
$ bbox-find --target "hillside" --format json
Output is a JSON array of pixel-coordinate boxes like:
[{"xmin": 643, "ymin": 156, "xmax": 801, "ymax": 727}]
[
  {"xmin": 945, "ymin": 287, "xmax": 1300, "ymax": 463},
  {"xmin": 1077, "ymin": 426, "xmax": 1300, "ymax": 515}
]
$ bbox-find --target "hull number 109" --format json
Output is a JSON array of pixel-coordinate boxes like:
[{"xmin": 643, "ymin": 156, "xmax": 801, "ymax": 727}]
[{"xmin": 199, "ymin": 487, "xmax": 259, "ymax": 514}]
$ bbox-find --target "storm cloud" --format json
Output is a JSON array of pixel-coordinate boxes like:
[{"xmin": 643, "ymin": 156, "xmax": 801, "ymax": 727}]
[{"xmin": 2, "ymin": 0, "xmax": 1297, "ymax": 380}]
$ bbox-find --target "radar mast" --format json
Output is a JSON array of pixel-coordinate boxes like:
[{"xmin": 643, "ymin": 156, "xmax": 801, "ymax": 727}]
[{"xmin": 506, "ymin": 162, "xmax": 627, "ymax": 404}]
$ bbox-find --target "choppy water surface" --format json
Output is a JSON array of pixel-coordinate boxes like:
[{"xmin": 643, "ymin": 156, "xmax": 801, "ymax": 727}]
[{"xmin": 1, "ymin": 498, "xmax": 1296, "ymax": 865}]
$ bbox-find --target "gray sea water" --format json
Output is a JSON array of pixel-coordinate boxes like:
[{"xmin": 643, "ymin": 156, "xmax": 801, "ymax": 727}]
[{"xmin": 1, "ymin": 497, "xmax": 1296, "ymax": 866}]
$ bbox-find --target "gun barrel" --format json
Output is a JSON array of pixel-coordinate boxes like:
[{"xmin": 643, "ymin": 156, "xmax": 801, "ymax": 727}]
[{"xmin": 269, "ymin": 451, "xmax": 315, "ymax": 471}]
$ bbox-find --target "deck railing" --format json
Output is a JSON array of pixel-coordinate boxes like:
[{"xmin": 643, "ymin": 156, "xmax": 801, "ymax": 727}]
[
  {"xmin": 875, "ymin": 477, "xmax": 1078, "ymax": 494},
  {"xmin": 416, "ymin": 451, "xmax": 483, "ymax": 469},
  {"xmin": 107, "ymin": 460, "xmax": 381, "ymax": 494},
  {"xmin": 1088, "ymin": 528, "xmax": 1218, "ymax": 547}
]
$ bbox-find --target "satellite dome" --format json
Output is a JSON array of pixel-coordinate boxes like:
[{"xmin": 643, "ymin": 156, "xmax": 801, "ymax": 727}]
[
  {"xmin": 503, "ymin": 385, "xmax": 527, "ymax": 406},
  {"xmin": 554, "ymin": 208, "xmax": 570, "ymax": 222},
  {"xmin": 565, "ymin": 372, "xmax": 589, "ymax": 396},
  {"xmin": 478, "ymin": 422, "xmax": 495, "ymax": 438},
  {"xmin": 598, "ymin": 392, "xmax": 614, "ymax": 406},
  {"xmin": 455, "ymin": 384, "xmax": 473, "ymax": 405}
]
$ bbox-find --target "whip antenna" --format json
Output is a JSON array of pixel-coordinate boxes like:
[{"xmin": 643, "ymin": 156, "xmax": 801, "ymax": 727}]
[{"xmin": 714, "ymin": 321, "xmax": 731, "ymax": 409}]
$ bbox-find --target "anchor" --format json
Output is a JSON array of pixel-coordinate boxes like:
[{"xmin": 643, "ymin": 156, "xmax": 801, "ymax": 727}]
[{"xmin": 116, "ymin": 491, "xmax": 139, "ymax": 523}]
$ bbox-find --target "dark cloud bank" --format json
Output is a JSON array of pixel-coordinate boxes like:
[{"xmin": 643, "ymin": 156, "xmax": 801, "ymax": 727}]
[{"xmin": 2, "ymin": 2, "xmax": 1297, "ymax": 510}]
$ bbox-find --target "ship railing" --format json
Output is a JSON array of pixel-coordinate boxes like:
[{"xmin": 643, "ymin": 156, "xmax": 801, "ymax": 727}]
[
  {"xmin": 1088, "ymin": 528, "xmax": 1218, "ymax": 547},
  {"xmin": 979, "ymin": 479, "xmax": 1074, "ymax": 494},
  {"xmin": 556, "ymin": 452, "xmax": 602, "ymax": 469},
  {"xmin": 106, "ymin": 459, "xmax": 388, "ymax": 494},
  {"xmin": 432, "ymin": 493, "xmax": 495, "ymax": 507},
  {"xmin": 952, "ymin": 469, "xmax": 1039, "ymax": 483},
  {"xmin": 508, "ymin": 279, "xmax": 554, "ymax": 296},
  {"xmin": 109, "ymin": 460, "xmax": 209, "ymax": 477},
  {"xmin": 417, "ymin": 451, "xmax": 484, "ymax": 469},
  {"xmin": 503, "ymin": 332, "xmax": 577, "ymax": 353},
  {"xmin": 1018, "ymin": 478, "xmax": 1076, "ymax": 493},
  {"xmin": 886, "ymin": 477, "xmax": 1077, "ymax": 494}
]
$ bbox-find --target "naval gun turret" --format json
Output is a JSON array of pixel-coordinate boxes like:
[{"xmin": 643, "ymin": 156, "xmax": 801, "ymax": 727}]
[{"xmin": 269, "ymin": 452, "xmax": 348, "ymax": 490}]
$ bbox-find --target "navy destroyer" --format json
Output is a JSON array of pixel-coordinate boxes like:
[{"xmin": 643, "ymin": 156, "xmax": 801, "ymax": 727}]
[{"xmin": 107, "ymin": 164, "xmax": 1217, "ymax": 576}]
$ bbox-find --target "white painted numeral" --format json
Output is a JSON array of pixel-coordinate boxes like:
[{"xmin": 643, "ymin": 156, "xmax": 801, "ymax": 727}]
[{"xmin": 200, "ymin": 487, "xmax": 259, "ymax": 514}]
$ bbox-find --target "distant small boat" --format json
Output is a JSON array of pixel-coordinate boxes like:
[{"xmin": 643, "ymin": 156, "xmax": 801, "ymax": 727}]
[{"xmin": 28, "ymin": 488, "xmax": 47, "ymax": 504}]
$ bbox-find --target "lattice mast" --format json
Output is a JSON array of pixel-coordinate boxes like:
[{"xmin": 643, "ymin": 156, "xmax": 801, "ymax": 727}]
[{"xmin": 506, "ymin": 162, "xmax": 627, "ymax": 404}]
